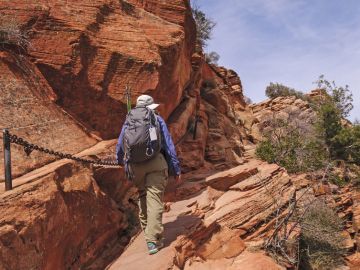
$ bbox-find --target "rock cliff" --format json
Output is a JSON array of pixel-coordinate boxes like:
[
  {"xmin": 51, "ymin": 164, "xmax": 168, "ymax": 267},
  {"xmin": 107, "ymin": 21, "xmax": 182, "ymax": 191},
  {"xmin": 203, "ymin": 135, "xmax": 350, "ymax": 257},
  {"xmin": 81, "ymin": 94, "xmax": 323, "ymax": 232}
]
[
  {"xmin": 1, "ymin": 1, "xmax": 359, "ymax": 270},
  {"xmin": 1, "ymin": 0, "xmax": 195, "ymax": 139}
]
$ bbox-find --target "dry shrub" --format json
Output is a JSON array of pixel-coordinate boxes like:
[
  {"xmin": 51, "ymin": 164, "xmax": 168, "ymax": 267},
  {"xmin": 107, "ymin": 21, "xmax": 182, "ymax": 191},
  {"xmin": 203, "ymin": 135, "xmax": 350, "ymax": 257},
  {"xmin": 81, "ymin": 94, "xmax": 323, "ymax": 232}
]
[
  {"xmin": 0, "ymin": 18, "xmax": 30, "ymax": 51},
  {"xmin": 256, "ymin": 112, "xmax": 327, "ymax": 173},
  {"xmin": 299, "ymin": 201, "xmax": 345, "ymax": 270}
]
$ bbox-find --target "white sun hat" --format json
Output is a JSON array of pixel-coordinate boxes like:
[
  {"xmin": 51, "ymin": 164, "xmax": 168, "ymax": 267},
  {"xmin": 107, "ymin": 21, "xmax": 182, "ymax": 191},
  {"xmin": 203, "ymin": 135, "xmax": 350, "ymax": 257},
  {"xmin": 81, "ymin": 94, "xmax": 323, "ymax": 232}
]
[{"xmin": 136, "ymin": 94, "xmax": 160, "ymax": 110}]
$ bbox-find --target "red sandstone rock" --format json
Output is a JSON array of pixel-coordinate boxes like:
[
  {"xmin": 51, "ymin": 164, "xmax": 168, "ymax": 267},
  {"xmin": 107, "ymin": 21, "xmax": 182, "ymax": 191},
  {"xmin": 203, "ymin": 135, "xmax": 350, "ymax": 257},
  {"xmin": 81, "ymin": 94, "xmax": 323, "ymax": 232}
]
[
  {"xmin": 0, "ymin": 160, "xmax": 130, "ymax": 270},
  {"xmin": 183, "ymin": 252, "xmax": 285, "ymax": 270},
  {"xmin": 0, "ymin": 0, "xmax": 196, "ymax": 139},
  {"xmin": 0, "ymin": 51, "xmax": 97, "ymax": 181},
  {"xmin": 347, "ymin": 253, "xmax": 360, "ymax": 270},
  {"xmin": 228, "ymin": 251, "xmax": 285, "ymax": 270},
  {"xmin": 196, "ymin": 226, "xmax": 246, "ymax": 260},
  {"xmin": 3, "ymin": 1, "xmax": 359, "ymax": 269},
  {"xmin": 205, "ymin": 161, "xmax": 260, "ymax": 191}
]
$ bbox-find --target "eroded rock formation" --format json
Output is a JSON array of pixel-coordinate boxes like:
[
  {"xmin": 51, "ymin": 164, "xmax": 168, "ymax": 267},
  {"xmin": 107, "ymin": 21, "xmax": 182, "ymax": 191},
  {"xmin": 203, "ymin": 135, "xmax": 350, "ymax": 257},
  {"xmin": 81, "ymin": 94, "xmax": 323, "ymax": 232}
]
[
  {"xmin": 1, "ymin": 0, "xmax": 195, "ymax": 139},
  {"xmin": 1, "ymin": 1, "xmax": 359, "ymax": 270}
]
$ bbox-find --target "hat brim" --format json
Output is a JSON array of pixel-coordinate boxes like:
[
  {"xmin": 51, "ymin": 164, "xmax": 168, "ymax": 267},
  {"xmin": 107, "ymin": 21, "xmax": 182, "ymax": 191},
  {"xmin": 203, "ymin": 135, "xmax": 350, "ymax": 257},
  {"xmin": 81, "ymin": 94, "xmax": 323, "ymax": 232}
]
[{"xmin": 147, "ymin": 103, "xmax": 160, "ymax": 110}]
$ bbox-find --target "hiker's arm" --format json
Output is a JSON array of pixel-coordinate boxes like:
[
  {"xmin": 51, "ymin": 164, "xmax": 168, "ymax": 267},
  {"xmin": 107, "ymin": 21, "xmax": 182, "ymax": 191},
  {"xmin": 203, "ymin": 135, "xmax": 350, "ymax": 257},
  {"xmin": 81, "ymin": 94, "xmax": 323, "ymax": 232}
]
[
  {"xmin": 116, "ymin": 124, "xmax": 127, "ymax": 165},
  {"xmin": 157, "ymin": 116, "xmax": 181, "ymax": 176}
]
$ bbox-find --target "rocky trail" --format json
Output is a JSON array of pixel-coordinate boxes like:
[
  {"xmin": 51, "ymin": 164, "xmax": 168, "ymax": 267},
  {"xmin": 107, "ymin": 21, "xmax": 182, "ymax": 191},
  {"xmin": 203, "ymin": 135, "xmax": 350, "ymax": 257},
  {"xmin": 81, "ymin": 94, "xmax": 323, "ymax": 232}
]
[
  {"xmin": 106, "ymin": 158, "xmax": 292, "ymax": 270},
  {"xmin": 1, "ymin": 0, "xmax": 360, "ymax": 269}
]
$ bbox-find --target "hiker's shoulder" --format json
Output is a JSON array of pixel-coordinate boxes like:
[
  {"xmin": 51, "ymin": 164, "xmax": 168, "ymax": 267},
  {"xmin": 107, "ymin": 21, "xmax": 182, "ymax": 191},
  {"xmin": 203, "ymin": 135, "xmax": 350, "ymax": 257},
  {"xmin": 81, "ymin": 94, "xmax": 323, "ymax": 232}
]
[{"xmin": 155, "ymin": 114, "xmax": 165, "ymax": 123}]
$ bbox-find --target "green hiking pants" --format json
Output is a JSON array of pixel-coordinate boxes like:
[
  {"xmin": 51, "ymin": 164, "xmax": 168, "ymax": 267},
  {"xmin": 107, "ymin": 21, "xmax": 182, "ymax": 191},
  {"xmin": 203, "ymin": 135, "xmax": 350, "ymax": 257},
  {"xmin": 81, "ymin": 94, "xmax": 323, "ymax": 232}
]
[{"xmin": 130, "ymin": 153, "xmax": 168, "ymax": 244}]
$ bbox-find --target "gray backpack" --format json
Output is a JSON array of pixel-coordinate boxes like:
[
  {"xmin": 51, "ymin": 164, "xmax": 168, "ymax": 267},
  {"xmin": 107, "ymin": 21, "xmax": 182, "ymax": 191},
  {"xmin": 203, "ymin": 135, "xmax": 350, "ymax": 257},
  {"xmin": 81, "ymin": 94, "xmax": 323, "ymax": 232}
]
[{"xmin": 123, "ymin": 106, "xmax": 162, "ymax": 163}]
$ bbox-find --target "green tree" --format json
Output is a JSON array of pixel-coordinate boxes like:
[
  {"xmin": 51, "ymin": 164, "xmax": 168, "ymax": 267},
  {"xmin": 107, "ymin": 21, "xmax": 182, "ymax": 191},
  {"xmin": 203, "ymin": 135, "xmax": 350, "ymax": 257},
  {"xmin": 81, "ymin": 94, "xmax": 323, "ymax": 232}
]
[
  {"xmin": 332, "ymin": 125, "xmax": 360, "ymax": 165},
  {"xmin": 316, "ymin": 102, "xmax": 342, "ymax": 158},
  {"xmin": 192, "ymin": 5, "xmax": 216, "ymax": 48},
  {"xmin": 316, "ymin": 75, "xmax": 354, "ymax": 118}
]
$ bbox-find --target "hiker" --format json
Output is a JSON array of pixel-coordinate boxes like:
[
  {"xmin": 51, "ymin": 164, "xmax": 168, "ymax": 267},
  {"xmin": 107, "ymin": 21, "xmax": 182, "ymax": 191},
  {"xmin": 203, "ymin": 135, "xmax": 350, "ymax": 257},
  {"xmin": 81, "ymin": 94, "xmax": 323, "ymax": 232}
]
[{"xmin": 116, "ymin": 94, "xmax": 181, "ymax": 255}]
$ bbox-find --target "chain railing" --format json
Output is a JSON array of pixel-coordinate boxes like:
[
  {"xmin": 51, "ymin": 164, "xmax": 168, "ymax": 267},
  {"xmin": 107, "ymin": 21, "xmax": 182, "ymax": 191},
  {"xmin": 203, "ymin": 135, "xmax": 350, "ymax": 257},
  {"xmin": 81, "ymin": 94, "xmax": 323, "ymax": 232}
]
[
  {"xmin": 2, "ymin": 129, "xmax": 121, "ymax": 191},
  {"xmin": 2, "ymin": 109, "xmax": 199, "ymax": 191}
]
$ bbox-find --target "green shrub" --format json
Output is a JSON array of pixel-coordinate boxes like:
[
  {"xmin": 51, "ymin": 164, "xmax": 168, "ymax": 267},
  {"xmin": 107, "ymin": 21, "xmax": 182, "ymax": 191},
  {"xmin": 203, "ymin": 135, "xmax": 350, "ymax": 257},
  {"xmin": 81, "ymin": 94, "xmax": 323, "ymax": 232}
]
[
  {"xmin": 329, "ymin": 172, "xmax": 347, "ymax": 187},
  {"xmin": 332, "ymin": 125, "xmax": 360, "ymax": 165},
  {"xmin": 265, "ymin": 82, "xmax": 308, "ymax": 101},
  {"xmin": 350, "ymin": 164, "xmax": 360, "ymax": 187},
  {"xmin": 255, "ymin": 141, "xmax": 276, "ymax": 163},
  {"xmin": 315, "ymin": 75, "xmax": 353, "ymax": 118},
  {"xmin": 200, "ymin": 79, "xmax": 217, "ymax": 98},
  {"xmin": 315, "ymin": 102, "xmax": 342, "ymax": 158},
  {"xmin": 202, "ymin": 78, "xmax": 216, "ymax": 89},
  {"xmin": 256, "ymin": 117, "xmax": 327, "ymax": 173}
]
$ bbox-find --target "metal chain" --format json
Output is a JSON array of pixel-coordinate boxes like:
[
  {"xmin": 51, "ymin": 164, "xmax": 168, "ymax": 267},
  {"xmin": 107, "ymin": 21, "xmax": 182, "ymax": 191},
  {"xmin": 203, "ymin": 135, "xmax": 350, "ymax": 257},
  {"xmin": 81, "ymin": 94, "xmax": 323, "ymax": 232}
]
[{"xmin": 4, "ymin": 130, "xmax": 121, "ymax": 167}]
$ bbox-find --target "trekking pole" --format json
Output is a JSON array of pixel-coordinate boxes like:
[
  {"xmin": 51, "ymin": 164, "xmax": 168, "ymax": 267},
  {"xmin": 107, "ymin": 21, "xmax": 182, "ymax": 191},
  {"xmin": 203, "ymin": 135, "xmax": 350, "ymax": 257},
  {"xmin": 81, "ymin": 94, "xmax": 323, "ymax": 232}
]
[
  {"xmin": 3, "ymin": 129, "xmax": 12, "ymax": 191},
  {"xmin": 125, "ymin": 85, "xmax": 132, "ymax": 112},
  {"xmin": 193, "ymin": 115, "xmax": 198, "ymax": 140}
]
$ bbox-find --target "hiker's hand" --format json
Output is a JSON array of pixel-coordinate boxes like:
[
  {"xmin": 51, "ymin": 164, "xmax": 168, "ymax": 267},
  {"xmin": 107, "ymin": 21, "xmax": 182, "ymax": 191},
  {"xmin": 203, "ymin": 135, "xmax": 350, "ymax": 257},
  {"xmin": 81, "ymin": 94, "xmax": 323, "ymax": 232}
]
[{"xmin": 175, "ymin": 174, "xmax": 182, "ymax": 186}]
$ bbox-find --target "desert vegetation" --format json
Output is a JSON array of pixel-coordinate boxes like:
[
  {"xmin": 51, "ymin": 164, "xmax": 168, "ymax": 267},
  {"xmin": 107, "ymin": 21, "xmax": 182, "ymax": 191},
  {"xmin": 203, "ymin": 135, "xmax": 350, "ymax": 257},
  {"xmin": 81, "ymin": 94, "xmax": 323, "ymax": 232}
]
[
  {"xmin": 257, "ymin": 76, "xmax": 359, "ymax": 183},
  {"xmin": 256, "ymin": 76, "xmax": 358, "ymax": 268},
  {"xmin": 265, "ymin": 82, "xmax": 309, "ymax": 101},
  {"xmin": 0, "ymin": 18, "xmax": 30, "ymax": 51},
  {"xmin": 191, "ymin": 2, "xmax": 220, "ymax": 65},
  {"xmin": 299, "ymin": 201, "xmax": 346, "ymax": 270}
]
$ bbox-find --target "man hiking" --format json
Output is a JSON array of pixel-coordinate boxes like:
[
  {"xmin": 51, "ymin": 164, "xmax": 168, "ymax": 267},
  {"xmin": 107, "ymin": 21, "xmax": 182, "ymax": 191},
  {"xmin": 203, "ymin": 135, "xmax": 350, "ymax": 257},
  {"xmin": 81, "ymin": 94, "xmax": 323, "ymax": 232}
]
[{"xmin": 116, "ymin": 94, "xmax": 181, "ymax": 255}]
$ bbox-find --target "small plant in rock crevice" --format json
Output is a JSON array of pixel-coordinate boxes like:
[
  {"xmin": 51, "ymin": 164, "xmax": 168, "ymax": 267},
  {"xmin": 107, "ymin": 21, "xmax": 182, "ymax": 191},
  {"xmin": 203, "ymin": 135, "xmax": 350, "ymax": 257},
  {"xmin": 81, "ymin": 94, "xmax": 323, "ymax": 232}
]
[{"xmin": 0, "ymin": 18, "xmax": 31, "ymax": 52}]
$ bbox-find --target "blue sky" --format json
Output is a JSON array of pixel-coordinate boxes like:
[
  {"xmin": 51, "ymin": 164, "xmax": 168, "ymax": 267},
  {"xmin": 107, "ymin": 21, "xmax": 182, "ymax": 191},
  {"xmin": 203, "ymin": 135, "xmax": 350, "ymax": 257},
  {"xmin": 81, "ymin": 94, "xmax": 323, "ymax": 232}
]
[{"xmin": 195, "ymin": 0, "xmax": 360, "ymax": 121}]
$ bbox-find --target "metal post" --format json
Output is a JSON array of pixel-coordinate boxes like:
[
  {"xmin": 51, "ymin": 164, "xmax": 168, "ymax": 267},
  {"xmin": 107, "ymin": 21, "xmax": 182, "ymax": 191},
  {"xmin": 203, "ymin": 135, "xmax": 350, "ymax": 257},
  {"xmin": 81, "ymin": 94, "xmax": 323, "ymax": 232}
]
[{"xmin": 3, "ymin": 129, "xmax": 12, "ymax": 191}]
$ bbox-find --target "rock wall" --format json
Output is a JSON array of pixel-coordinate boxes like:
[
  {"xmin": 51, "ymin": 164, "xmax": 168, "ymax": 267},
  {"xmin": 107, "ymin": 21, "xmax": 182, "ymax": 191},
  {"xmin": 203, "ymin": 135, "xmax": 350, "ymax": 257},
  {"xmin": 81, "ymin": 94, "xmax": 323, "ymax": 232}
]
[
  {"xmin": 6, "ymin": 0, "xmax": 357, "ymax": 269},
  {"xmin": 0, "ymin": 51, "xmax": 97, "ymax": 181},
  {"xmin": 0, "ymin": 0, "xmax": 196, "ymax": 139},
  {"xmin": 164, "ymin": 55, "xmax": 250, "ymax": 173},
  {"xmin": 0, "ymin": 159, "xmax": 135, "ymax": 270},
  {"xmin": 0, "ymin": 138, "xmax": 142, "ymax": 270}
]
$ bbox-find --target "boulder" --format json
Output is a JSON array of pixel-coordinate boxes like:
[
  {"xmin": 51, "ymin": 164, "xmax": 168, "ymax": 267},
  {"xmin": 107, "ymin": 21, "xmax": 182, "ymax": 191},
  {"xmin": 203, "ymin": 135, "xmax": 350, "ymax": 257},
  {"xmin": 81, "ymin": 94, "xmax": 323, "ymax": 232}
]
[{"xmin": 0, "ymin": 160, "xmax": 132, "ymax": 270}]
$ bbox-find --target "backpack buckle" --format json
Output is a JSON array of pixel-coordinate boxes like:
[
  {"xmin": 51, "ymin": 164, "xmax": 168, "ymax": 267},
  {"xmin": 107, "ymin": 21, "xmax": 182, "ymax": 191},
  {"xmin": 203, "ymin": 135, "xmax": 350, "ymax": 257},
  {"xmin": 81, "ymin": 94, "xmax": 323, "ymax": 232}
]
[{"xmin": 146, "ymin": 147, "xmax": 154, "ymax": 157}]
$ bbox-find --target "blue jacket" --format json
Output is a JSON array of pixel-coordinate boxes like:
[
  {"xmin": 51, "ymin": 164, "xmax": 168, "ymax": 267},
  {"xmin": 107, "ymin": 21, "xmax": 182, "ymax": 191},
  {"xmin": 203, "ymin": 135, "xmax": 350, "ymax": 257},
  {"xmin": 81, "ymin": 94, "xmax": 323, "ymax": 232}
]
[{"xmin": 116, "ymin": 115, "xmax": 181, "ymax": 176}]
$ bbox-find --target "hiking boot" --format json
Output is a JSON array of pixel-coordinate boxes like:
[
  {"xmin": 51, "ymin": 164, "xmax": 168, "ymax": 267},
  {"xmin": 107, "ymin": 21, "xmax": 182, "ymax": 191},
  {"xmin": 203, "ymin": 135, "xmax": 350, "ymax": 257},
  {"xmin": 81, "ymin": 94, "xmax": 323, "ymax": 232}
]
[
  {"xmin": 157, "ymin": 238, "xmax": 164, "ymax": 249},
  {"xmin": 147, "ymin": 242, "xmax": 159, "ymax": 255}
]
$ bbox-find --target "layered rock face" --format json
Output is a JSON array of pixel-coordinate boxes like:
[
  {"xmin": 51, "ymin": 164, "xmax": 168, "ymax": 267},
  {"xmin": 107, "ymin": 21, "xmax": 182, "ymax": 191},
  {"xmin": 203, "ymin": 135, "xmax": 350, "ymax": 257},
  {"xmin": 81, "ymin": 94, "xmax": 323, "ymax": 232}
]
[
  {"xmin": 0, "ymin": 51, "xmax": 97, "ymax": 181},
  {"xmin": 0, "ymin": 140, "xmax": 140, "ymax": 270},
  {"xmin": 0, "ymin": 0, "xmax": 196, "ymax": 269},
  {"xmin": 3, "ymin": 1, "xmax": 359, "ymax": 269},
  {"xmin": 1, "ymin": 0, "xmax": 195, "ymax": 139},
  {"xmin": 168, "ymin": 61, "xmax": 250, "ymax": 173}
]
